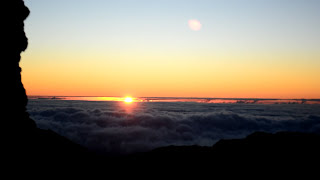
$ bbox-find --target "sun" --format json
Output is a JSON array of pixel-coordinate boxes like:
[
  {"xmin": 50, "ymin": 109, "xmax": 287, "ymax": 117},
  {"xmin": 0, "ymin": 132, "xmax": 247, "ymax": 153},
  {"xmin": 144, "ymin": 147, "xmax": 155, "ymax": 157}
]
[{"xmin": 124, "ymin": 97, "xmax": 133, "ymax": 103}]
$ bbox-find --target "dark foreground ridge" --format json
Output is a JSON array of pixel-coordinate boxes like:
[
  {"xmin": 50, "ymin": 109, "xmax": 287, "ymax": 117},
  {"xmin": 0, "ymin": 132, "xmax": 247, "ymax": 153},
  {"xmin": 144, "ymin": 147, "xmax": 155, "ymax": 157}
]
[
  {"xmin": 3, "ymin": 0, "xmax": 320, "ymax": 175},
  {"xmin": 140, "ymin": 131, "xmax": 320, "ymax": 164}
]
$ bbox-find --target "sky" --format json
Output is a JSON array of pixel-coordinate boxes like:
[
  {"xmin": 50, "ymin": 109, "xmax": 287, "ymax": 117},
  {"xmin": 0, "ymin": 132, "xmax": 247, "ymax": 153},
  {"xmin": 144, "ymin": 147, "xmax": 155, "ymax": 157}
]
[{"xmin": 21, "ymin": 0, "xmax": 320, "ymax": 98}]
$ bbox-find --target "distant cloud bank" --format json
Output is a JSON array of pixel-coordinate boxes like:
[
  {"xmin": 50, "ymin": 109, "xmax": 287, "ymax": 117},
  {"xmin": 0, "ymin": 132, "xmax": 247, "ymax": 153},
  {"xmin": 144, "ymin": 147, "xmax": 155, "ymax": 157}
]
[{"xmin": 27, "ymin": 100, "xmax": 320, "ymax": 155}]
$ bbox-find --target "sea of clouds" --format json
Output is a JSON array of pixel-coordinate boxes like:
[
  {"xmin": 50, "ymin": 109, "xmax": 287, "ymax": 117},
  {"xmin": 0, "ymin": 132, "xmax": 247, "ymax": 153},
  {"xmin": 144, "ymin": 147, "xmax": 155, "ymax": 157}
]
[{"xmin": 27, "ymin": 100, "xmax": 320, "ymax": 155}]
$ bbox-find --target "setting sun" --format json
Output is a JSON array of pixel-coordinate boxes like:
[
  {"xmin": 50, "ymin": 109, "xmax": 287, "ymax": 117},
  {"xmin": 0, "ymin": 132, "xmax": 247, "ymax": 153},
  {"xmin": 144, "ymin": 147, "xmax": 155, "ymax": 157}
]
[{"xmin": 124, "ymin": 97, "xmax": 133, "ymax": 103}]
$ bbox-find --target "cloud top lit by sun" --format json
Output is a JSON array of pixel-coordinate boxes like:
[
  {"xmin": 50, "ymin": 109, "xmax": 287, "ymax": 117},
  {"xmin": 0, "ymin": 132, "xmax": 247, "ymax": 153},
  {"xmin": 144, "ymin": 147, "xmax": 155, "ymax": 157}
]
[{"xmin": 188, "ymin": 19, "xmax": 202, "ymax": 31}]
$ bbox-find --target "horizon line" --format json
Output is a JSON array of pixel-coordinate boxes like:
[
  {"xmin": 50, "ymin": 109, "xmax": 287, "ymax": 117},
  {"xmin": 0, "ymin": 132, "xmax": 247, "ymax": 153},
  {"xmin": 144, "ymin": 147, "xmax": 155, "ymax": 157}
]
[{"xmin": 27, "ymin": 95, "xmax": 320, "ymax": 100}]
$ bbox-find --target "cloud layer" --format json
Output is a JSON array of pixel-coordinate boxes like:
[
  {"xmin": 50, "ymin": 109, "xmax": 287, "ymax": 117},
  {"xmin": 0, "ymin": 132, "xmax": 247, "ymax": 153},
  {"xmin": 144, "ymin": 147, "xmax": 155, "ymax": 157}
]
[{"xmin": 27, "ymin": 100, "xmax": 320, "ymax": 155}]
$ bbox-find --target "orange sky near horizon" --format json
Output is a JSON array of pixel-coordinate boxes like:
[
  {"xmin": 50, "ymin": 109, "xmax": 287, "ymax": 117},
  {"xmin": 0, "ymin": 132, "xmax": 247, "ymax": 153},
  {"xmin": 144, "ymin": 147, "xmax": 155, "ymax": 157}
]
[{"xmin": 21, "ymin": 50, "xmax": 320, "ymax": 99}]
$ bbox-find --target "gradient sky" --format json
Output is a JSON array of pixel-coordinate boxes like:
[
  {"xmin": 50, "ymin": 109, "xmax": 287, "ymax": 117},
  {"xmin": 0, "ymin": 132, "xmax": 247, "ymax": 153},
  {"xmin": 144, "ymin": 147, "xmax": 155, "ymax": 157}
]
[{"xmin": 21, "ymin": 0, "xmax": 320, "ymax": 98}]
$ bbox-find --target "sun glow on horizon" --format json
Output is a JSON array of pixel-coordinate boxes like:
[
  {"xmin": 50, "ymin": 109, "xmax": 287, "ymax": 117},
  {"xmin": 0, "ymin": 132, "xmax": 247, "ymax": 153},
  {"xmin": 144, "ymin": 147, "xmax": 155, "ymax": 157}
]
[{"xmin": 124, "ymin": 97, "xmax": 133, "ymax": 103}]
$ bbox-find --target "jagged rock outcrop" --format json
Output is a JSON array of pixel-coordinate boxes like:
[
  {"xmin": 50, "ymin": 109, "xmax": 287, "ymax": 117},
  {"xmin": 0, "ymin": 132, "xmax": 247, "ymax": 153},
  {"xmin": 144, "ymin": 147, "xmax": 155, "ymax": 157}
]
[
  {"xmin": 2, "ymin": 0, "xmax": 36, "ymax": 130},
  {"xmin": 1, "ymin": 1, "xmax": 96, "ymax": 167}
]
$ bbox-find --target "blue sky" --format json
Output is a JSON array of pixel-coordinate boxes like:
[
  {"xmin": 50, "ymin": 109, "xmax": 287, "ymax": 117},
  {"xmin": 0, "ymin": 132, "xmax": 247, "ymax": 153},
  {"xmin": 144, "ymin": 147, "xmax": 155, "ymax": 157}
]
[{"xmin": 24, "ymin": 0, "xmax": 320, "ymax": 52}]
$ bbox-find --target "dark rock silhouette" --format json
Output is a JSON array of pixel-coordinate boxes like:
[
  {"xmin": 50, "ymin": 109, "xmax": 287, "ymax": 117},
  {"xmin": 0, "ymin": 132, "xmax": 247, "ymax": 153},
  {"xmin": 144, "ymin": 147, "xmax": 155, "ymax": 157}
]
[
  {"xmin": 2, "ymin": 0, "xmax": 97, "ymax": 168},
  {"xmin": 142, "ymin": 131, "xmax": 320, "ymax": 163},
  {"xmin": 119, "ymin": 131, "xmax": 320, "ymax": 175},
  {"xmin": 3, "ymin": 0, "xmax": 320, "ymax": 175},
  {"xmin": 2, "ymin": 0, "xmax": 36, "ymax": 130}
]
